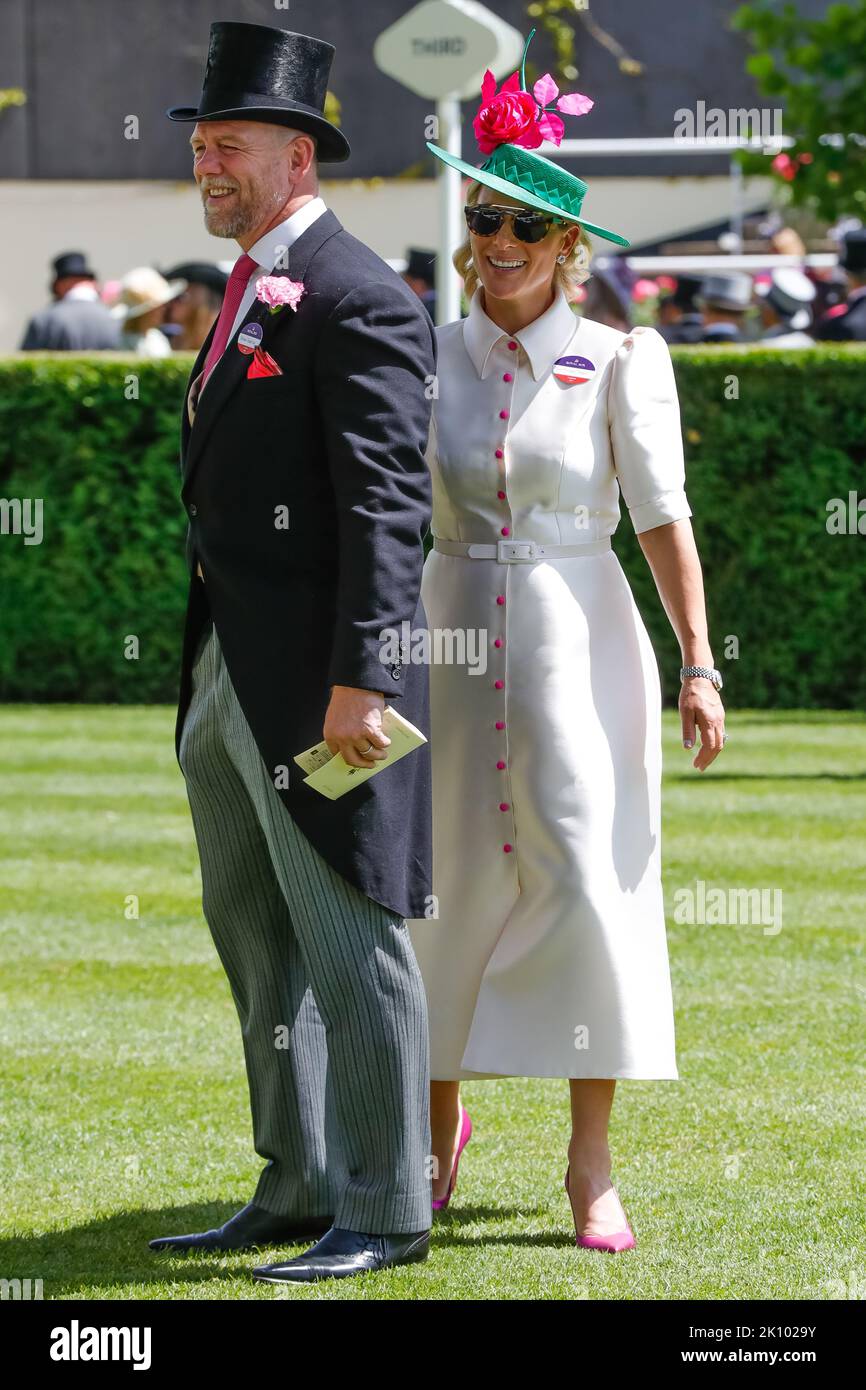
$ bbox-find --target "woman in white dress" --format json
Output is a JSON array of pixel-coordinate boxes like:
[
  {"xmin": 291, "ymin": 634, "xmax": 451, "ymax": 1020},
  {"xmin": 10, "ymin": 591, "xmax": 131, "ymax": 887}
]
[{"xmin": 408, "ymin": 36, "xmax": 726, "ymax": 1251}]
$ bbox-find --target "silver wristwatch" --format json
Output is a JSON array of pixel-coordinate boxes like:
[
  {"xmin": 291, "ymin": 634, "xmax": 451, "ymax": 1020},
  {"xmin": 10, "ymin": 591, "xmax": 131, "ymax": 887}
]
[{"xmin": 680, "ymin": 664, "xmax": 723, "ymax": 691}]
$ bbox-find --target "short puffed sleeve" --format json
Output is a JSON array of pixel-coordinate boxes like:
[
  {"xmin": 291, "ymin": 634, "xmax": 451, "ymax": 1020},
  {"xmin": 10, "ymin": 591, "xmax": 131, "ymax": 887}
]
[{"xmin": 608, "ymin": 326, "xmax": 692, "ymax": 534}]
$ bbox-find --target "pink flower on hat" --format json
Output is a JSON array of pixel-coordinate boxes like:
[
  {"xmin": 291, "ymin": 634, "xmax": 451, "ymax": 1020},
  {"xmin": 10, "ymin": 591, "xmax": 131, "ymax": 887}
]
[
  {"xmin": 531, "ymin": 72, "xmax": 594, "ymax": 146},
  {"xmin": 474, "ymin": 71, "xmax": 543, "ymax": 154},
  {"xmin": 472, "ymin": 46, "xmax": 594, "ymax": 156},
  {"xmin": 255, "ymin": 274, "xmax": 305, "ymax": 313}
]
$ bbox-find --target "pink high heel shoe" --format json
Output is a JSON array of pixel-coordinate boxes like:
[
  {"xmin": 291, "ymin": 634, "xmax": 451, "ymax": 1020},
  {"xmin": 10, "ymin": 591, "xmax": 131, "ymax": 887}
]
[
  {"xmin": 565, "ymin": 1165, "xmax": 636, "ymax": 1252},
  {"xmin": 432, "ymin": 1105, "xmax": 473, "ymax": 1211}
]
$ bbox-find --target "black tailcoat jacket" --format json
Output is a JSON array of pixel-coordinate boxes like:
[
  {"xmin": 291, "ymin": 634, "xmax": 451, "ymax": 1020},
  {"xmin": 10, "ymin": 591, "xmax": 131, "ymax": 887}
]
[{"xmin": 175, "ymin": 209, "xmax": 436, "ymax": 919}]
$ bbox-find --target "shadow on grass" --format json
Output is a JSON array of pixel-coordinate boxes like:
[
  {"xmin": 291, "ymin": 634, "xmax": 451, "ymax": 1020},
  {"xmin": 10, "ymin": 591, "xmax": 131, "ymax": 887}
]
[
  {"xmin": 0, "ymin": 1203, "xmax": 293, "ymax": 1294},
  {"xmin": 0, "ymin": 1200, "xmax": 577, "ymax": 1293},
  {"xmin": 432, "ymin": 1201, "xmax": 577, "ymax": 1250}
]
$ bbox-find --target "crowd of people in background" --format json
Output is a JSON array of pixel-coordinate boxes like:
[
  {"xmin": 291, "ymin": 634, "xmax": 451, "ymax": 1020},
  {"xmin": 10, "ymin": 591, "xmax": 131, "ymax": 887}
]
[
  {"xmin": 583, "ymin": 226, "xmax": 866, "ymax": 346},
  {"xmin": 19, "ymin": 252, "xmax": 230, "ymax": 356},
  {"xmin": 17, "ymin": 245, "xmax": 439, "ymax": 357},
  {"xmin": 656, "ymin": 235, "xmax": 866, "ymax": 346},
  {"xmin": 17, "ymin": 226, "xmax": 866, "ymax": 355}
]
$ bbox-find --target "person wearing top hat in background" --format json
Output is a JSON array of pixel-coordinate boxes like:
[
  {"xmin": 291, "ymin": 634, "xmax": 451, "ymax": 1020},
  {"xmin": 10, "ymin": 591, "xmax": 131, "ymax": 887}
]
[
  {"xmin": 581, "ymin": 259, "xmax": 632, "ymax": 330},
  {"xmin": 147, "ymin": 22, "xmax": 436, "ymax": 1284},
  {"xmin": 697, "ymin": 272, "xmax": 753, "ymax": 343},
  {"xmin": 755, "ymin": 268, "xmax": 816, "ymax": 349},
  {"xmin": 407, "ymin": 31, "xmax": 726, "ymax": 1252},
  {"xmin": 109, "ymin": 267, "xmax": 187, "ymax": 356},
  {"xmin": 162, "ymin": 260, "xmax": 229, "ymax": 350},
  {"xmin": 814, "ymin": 228, "xmax": 866, "ymax": 341},
  {"xmin": 20, "ymin": 251, "xmax": 121, "ymax": 351},
  {"xmin": 657, "ymin": 274, "xmax": 704, "ymax": 345},
  {"xmin": 402, "ymin": 246, "xmax": 438, "ymax": 321}
]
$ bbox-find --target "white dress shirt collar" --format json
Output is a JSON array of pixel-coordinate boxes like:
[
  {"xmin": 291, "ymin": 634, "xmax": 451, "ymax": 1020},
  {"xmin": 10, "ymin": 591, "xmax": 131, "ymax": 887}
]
[
  {"xmin": 247, "ymin": 195, "xmax": 328, "ymax": 272},
  {"xmin": 64, "ymin": 283, "xmax": 101, "ymax": 302},
  {"xmin": 463, "ymin": 283, "xmax": 579, "ymax": 381}
]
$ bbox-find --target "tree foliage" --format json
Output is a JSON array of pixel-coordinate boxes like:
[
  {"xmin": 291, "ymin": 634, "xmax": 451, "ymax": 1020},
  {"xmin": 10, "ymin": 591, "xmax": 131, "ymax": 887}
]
[{"xmin": 733, "ymin": 1, "xmax": 866, "ymax": 220}]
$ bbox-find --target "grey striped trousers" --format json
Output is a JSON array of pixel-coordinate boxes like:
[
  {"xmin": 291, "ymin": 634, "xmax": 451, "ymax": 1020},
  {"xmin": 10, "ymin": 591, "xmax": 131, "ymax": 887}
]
[{"xmin": 178, "ymin": 617, "xmax": 431, "ymax": 1234}]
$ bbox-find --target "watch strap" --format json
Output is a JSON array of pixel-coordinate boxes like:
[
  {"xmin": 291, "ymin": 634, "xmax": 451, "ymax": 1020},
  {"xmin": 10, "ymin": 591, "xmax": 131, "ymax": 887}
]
[{"xmin": 680, "ymin": 664, "xmax": 721, "ymax": 689}]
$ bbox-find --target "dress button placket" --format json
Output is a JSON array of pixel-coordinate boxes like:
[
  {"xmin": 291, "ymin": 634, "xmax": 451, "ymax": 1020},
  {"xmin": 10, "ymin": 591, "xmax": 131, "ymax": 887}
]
[{"xmin": 493, "ymin": 340, "xmax": 519, "ymax": 856}]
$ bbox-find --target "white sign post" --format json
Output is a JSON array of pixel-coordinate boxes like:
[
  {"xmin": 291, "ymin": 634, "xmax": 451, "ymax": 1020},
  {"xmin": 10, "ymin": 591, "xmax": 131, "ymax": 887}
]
[{"xmin": 374, "ymin": 0, "xmax": 524, "ymax": 324}]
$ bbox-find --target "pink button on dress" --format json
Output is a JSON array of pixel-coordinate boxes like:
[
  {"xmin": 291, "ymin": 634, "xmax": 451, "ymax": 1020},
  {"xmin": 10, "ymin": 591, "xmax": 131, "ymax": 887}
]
[{"xmin": 409, "ymin": 288, "xmax": 691, "ymax": 1081}]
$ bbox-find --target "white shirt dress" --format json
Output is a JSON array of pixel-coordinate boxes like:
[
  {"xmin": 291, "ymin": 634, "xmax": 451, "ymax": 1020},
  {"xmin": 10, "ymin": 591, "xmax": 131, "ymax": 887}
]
[{"xmin": 407, "ymin": 286, "xmax": 691, "ymax": 1081}]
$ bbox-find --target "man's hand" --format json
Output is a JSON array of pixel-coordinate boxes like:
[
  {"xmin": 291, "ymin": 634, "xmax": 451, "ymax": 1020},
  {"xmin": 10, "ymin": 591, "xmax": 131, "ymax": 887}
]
[{"xmin": 324, "ymin": 685, "xmax": 391, "ymax": 768}]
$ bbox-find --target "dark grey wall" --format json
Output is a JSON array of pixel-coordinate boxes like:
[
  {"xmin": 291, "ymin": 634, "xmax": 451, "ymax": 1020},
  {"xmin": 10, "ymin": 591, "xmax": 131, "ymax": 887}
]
[{"xmin": 0, "ymin": 0, "xmax": 830, "ymax": 180}]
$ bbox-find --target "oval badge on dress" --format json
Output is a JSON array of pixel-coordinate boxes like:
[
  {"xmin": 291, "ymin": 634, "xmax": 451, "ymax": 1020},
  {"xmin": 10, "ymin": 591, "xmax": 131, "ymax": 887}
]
[
  {"xmin": 237, "ymin": 321, "xmax": 264, "ymax": 354},
  {"xmin": 553, "ymin": 354, "xmax": 595, "ymax": 385}
]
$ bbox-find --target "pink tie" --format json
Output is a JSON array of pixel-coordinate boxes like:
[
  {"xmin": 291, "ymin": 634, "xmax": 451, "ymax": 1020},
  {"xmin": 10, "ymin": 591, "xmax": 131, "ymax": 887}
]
[{"xmin": 201, "ymin": 251, "xmax": 258, "ymax": 384}]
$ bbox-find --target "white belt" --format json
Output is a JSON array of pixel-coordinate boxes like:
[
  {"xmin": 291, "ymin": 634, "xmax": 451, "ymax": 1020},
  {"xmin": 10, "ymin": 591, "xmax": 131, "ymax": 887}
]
[{"xmin": 433, "ymin": 537, "xmax": 611, "ymax": 562}]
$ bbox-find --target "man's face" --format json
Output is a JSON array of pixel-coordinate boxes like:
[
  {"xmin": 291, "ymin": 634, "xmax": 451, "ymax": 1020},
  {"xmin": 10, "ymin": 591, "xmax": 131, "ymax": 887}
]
[{"xmin": 189, "ymin": 120, "xmax": 299, "ymax": 240}]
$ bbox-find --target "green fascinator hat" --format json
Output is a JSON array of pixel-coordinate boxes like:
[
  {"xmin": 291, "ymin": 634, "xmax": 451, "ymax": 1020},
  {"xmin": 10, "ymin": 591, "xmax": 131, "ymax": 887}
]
[{"xmin": 427, "ymin": 28, "xmax": 629, "ymax": 250}]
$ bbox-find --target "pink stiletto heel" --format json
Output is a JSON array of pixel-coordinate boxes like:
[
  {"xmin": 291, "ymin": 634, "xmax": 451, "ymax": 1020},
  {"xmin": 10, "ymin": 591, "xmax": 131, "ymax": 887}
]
[
  {"xmin": 565, "ymin": 1165, "xmax": 636, "ymax": 1252},
  {"xmin": 432, "ymin": 1105, "xmax": 473, "ymax": 1211}
]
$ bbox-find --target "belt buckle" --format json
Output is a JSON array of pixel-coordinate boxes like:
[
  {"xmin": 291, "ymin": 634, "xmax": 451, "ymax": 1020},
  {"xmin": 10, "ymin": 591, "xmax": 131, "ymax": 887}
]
[{"xmin": 497, "ymin": 538, "xmax": 537, "ymax": 563}]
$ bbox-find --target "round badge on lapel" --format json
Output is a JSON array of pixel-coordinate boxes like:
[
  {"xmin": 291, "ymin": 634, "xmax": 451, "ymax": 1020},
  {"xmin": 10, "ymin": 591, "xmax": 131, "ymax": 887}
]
[
  {"xmin": 553, "ymin": 355, "xmax": 596, "ymax": 385},
  {"xmin": 237, "ymin": 321, "xmax": 264, "ymax": 354}
]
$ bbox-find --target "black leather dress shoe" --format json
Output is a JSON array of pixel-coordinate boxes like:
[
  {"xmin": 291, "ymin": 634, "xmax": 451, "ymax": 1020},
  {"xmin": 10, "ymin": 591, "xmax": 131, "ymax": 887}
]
[
  {"xmin": 148, "ymin": 1202, "xmax": 333, "ymax": 1253},
  {"xmin": 252, "ymin": 1225, "xmax": 430, "ymax": 1283}
]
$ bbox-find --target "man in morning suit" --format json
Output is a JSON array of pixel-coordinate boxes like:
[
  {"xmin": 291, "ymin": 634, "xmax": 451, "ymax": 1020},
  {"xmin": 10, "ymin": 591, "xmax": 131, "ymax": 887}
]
[
  {"xmin": 148, "ymin": 22, "xmax": 436, "ymax": 1284},
  {"xmin": 20, "ymin": 252, "xmax": 121, "ymax": 351}
]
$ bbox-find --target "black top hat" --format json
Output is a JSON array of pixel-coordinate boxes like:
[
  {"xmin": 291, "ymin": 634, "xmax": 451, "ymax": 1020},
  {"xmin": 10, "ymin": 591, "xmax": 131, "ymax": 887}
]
[
  {"xmin": 839, "ymin": 228, "xmax": 866, "ymax": 273},
  {"xmin": 166, "ymin": 22, "xmax": 349, "ymax": 164},
  {"xmin": 52, "ymin": 251, "xmax": 96, "ymax": 280},
  {"xmin": 162, "ymin": 261, "xmax": 229, "ymax": 296},
  {"xmin": 670, "ymin": 275, "xmax": 702, "ymax": 310},
  {"xmin": 405, "ymin": 248, "xmax": 437, "ymax": 285}
]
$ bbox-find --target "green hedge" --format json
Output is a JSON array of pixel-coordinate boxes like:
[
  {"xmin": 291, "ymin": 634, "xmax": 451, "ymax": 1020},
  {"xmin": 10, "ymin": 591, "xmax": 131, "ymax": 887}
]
[
  {"xmin": 0, "ymin": 355, "xmax": 193, "ymax": 704},
  {"xmin": 0, "ymin": 347, "xmax": 864, "ymax": 708},
  {"xmin": 621, "ymin": 345, "xmax": 866, "ymax": 710}
]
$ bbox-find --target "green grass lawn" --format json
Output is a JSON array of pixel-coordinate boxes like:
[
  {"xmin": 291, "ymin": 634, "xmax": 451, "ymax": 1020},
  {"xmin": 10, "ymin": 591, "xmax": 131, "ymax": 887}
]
[{"xmin": 1, "ymin": 706, "xmax": 864, "ymax": 1301}]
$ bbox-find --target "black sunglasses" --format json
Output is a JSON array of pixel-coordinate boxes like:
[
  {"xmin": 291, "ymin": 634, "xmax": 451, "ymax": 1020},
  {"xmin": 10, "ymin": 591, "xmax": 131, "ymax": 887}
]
[{"xmin": 464, "ymin": 203, "xmax": 566, "ymax": 244}]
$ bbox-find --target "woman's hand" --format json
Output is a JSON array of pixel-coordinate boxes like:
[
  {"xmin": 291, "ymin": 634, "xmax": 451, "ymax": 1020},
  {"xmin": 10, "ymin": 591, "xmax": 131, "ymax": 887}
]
[
  {"xmin": 634, "ymin": 519, "xmax": 726, "ymax": 773},
  {"xmin": 680, "ymin": 676, "xmax": 726, "ymax": 772}
]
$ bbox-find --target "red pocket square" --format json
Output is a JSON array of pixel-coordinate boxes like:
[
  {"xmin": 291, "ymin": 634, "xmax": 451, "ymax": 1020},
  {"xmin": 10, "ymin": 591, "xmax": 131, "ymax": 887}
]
[{"xmin": 247, "ymin": 347, "xmax": 283, "ymax": 378}]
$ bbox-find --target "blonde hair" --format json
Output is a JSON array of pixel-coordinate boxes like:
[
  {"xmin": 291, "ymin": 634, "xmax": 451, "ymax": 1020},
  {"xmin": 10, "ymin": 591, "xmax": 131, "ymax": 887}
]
[{"xmin": 454, "ymin": 179, "xmax": 593, "ymax": 301}]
